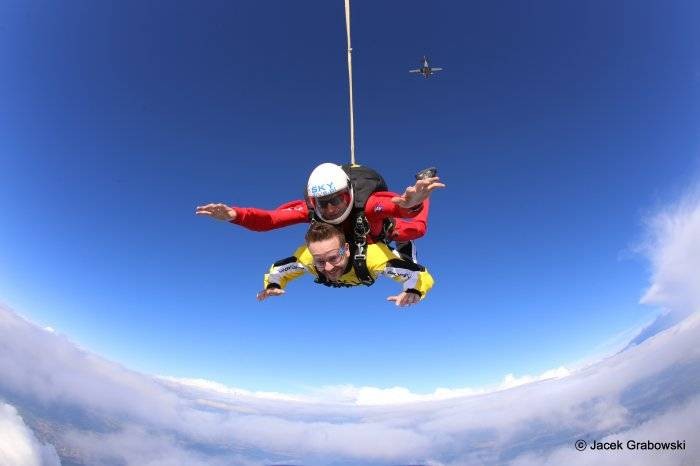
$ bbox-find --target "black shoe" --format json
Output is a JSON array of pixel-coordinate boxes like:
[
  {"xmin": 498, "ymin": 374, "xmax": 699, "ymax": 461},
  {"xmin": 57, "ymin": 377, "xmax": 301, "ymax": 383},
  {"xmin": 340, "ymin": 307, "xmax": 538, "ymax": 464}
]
[{"xmin": 415, "ymin": 167, "xmax": 437, "ymax": 180}]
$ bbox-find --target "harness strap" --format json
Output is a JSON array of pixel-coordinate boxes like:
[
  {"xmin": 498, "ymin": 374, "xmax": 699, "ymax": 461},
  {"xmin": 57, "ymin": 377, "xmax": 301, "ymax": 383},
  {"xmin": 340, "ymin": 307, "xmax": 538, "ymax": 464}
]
[{"xmin": 352, "ymin": 214, "xmax": 375, "ymax": 286}]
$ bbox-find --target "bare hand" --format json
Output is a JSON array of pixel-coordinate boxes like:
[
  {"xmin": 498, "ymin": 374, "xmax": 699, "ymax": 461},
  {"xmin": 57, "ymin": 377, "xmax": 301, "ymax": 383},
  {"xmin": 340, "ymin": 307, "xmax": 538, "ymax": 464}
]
[
  {"xmin": 196, "ymin": 203, "xmax": 237, "ymax": 222},
  {"xmin": 386, "ymin": 291, "xmax": 421, "ymax": 307},
  {"xmin": 256, "ymin": 287, "xmax": 286, "ymax": 301},
  {"xmin": 391, "ymin": 177, "xmax": 446, "ymax": 208}
]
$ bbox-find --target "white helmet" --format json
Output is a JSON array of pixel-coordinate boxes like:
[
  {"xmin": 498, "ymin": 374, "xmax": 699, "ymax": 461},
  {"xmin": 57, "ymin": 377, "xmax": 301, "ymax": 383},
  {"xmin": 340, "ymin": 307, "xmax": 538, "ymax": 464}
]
[{"xmin": 306, "ymin": 163, "xmax": 355, "ymax": 224}]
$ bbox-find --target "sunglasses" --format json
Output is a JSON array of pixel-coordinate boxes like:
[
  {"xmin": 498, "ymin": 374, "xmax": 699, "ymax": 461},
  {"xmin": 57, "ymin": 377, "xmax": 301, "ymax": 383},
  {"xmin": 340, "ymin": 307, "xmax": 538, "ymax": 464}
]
[{"xmin": 317, "ymin": 191, "xmax": 350, "ymax": 209}]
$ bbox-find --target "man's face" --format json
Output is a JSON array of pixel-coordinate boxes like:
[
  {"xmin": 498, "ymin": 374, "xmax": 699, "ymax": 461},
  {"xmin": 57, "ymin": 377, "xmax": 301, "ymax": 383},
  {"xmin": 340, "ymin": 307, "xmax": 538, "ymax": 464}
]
[
  {"xmin": 308, "ymin": 236, "xmax": 350, "ymax": 282},
  {"xmin": 314, "ymin": 189, "xmax": 351, "ymax": 221}
]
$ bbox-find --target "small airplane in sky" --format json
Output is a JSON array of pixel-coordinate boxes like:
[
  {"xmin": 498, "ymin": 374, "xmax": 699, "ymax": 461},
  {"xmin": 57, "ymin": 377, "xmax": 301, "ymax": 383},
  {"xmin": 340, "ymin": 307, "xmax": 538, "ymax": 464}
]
[{"xmin": 409, "ymin": 56, "xmax": 443, "ymax": 78}]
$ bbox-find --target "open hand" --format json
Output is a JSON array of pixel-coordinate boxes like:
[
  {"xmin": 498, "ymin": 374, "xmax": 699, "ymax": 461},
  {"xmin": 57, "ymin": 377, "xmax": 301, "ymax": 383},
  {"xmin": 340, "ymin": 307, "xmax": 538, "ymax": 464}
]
[
  {"xmin": 386, "ymin": 291, "xmax": 421, "ymax": 307},
  {"xmin": 196, "ymin": 203, "xmax": 237, "ymax": 221},
  {"xmin": 256, "ymin": 288, "xmax": 286, "ymax": 301},
  {"xmin": 391, "ymin": 177, "xmax": 446, "ymax": 208}
]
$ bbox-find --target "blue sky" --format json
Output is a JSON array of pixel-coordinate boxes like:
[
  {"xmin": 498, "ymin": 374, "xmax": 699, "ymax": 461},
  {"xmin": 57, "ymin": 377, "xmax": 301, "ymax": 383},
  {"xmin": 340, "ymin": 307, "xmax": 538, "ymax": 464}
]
[{"xmin": 1, "ymin": 0, "xmax": 699, "ymax": 394}]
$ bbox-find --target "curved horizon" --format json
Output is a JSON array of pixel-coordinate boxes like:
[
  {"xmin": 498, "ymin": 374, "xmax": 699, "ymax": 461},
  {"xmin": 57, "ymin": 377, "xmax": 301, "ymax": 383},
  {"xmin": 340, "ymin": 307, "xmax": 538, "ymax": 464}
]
[{"xmin": 3, "ymin": 182, "xmax": 700, "ymax": 465}]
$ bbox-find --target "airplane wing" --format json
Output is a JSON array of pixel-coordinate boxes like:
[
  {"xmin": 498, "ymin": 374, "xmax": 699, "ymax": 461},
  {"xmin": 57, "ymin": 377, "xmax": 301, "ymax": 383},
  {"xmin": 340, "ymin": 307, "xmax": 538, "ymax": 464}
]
[
  {"xmin": 409, "ymin": 69, "xmax": 421, "ymax": 73},
  {"xmin": 432, "ymin": 67, "xmax": 443, "ymax": 72}
]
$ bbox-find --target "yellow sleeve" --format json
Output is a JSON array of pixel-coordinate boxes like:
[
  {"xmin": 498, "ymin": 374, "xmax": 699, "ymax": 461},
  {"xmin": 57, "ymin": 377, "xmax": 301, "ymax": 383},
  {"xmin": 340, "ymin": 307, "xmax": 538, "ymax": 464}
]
[
  {"xmin": 263, "ymin": 245, "xmax": 313, "ymax": 290},
  {"xmin": 365, "ymin": 244, "xmax": 435, "ymax": 299}
]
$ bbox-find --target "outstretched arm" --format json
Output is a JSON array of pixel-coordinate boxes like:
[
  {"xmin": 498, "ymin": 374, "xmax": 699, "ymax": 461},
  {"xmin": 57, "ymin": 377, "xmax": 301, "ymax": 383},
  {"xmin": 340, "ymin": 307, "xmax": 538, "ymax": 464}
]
[
  {"xmin": 196, "ymin": 200, "xmax": 309, "ymax": 231},
  {"xmin": 258, "ymin": 246, "xmax": 309, "ymax": 301},
  {"xmin": 367, "ymin": 244, "xmax": 435, "ymax": 307},
  {"xmin": 391, "ymin": 176, "xmax": 445, "ymax": 209}
]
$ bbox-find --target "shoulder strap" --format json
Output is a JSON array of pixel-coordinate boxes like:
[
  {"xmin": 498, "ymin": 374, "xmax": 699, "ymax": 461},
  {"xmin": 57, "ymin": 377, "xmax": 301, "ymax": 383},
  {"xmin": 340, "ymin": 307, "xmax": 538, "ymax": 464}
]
[{"xmin": 350, "ymin": 225, "xmax": 375, "ymax": 287}]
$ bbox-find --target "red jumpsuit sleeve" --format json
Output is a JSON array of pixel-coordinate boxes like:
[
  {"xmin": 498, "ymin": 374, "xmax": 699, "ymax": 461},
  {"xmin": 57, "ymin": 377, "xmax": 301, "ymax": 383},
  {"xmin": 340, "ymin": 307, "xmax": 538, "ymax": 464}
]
[
  {"xmin": 391, "ymin": 198, "xmax": 430, "ymax": 241},
  {"xmin": 364, "ymin": 192, "xmax": 426, "ymax": 241},
  {"xmin": 231, "ymin": 200, "xmax": 309, "ymax": 231},
  {"xmin": 365, "ymin": 192, "xmax": 423, "ymax": 219}
]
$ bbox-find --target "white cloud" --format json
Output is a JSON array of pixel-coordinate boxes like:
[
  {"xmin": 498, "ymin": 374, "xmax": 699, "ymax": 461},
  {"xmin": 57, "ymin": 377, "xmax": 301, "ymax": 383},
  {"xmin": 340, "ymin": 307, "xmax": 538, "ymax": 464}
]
[
  {"xmin": 60, "ymin": 424, "xmax": 262, "ymax": 466},
  {"xmin": 0, "ymin": 402, "xmax": 60, "ymax": 466},
  {"xmin": 297, "ymin": 366, "xmax": 570, "ymax": 406},
  {"xmin": 498, "ymin": 366, "xmax": 570, "ymax": 390},
  {"xmin": 509, "ymin": 394, "xmax": 700, "ymax": 466},
  {"xmin": 159, "ymin": 376, "xmax": 306, "ymax": 402},
  {"xmin": 639, "ymin": 186, "xmax": 700, "ymax": 314}
]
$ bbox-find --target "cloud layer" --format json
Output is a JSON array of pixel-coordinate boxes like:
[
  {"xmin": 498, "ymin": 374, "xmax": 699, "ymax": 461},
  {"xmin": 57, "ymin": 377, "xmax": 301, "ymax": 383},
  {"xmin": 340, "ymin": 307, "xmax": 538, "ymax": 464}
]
[{"xmin": 2, "ymin": 186, "xmax": 700, "ymax": 465}]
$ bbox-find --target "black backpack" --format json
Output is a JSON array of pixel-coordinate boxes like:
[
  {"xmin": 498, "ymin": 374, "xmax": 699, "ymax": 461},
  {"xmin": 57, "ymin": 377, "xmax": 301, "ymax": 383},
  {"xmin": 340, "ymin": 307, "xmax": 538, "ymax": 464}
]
[{"xmin": 341, "ymin": 164, "xmax": 388, "ymax": 211}]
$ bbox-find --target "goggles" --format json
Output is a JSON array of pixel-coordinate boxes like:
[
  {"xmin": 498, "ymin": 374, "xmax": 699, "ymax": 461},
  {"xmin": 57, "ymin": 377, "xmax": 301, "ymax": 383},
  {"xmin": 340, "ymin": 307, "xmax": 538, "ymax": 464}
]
[
  {"xmin": 315, "ymin": 189, "xmax": 351, "ymax": 210},
  {"xmin": 313, "ymin": 245, "xmax": 347, "ymax": 269}
]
